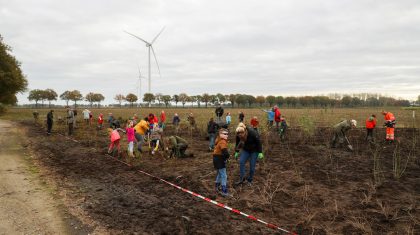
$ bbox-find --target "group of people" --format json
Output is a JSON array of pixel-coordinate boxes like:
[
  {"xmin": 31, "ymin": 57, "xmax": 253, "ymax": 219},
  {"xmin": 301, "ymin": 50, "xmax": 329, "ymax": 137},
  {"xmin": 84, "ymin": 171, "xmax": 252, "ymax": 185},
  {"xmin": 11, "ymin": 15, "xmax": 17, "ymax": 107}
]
[
  {"xmin": 41, "ymin": 106, "xmax": 398, "ymax": 198},
  {"xmin": 209, "ymin": 120, "xmax": 264, "ymax": 197},
  {"xmin": 106, "ymin": 111, "xmax": 193, "ymax": 160},
  {"xmin": 330, "ymin": 110, "xmax": 397, "ymax": 150},
  {"xmin": 210, "ymin": 105, "xmax": 273, "ymax": 197}
]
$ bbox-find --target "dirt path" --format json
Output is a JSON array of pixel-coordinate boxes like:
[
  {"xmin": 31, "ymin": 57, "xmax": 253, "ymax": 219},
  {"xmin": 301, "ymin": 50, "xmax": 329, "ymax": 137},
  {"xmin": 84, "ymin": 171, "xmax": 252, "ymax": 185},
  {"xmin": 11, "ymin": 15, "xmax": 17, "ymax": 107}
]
[{"xmin": 0, "ymin": 119, "xmax": 71, "ymax": 234}]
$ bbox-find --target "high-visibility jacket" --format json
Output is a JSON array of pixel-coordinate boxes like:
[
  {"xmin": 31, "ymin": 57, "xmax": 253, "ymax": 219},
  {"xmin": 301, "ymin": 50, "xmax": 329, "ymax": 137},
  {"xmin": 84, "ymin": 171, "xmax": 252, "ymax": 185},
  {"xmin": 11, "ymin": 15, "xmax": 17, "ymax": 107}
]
[
  {"xmin": 365, "ymin": 117, "xmax": 376, "ymax": 129},
  {"xmin": 384, "ymin": 112, "xmax": 395, "ymax": 122}
]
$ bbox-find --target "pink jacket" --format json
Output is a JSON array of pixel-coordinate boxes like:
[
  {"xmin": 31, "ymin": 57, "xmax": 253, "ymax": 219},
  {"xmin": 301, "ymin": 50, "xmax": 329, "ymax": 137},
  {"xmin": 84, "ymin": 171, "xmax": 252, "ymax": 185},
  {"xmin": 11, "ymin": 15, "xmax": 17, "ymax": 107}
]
[
  {"xmin": 110, "ymin": 130, "xmax": 121, "ymax": 142},
  {"xmin": 126, "ymin": 127, "xmax": 135, "ymax": 142}
]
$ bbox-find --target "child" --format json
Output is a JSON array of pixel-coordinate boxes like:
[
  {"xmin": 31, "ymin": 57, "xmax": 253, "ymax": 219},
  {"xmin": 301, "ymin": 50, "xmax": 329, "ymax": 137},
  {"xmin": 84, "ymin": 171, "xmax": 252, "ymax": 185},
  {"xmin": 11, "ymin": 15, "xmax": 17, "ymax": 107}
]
[
  {"xmin": 213, "ymin": 128, "xmax": 230, "ymax": 197},
  {"xmin": 279, "ymin": 117, "xmax": 287, "ymax": 140},
  {"xmin": 108, "ymin": 126, "xmax": 125, "ymax": 157},
  {"xmin": 149, "ymin": 125, "xmax": 163, "ymax": 155},
  {"xmin": 365, "ymin": 114, "xmax": 376, "ymax": 142},
  {"xmin": 126, "ymin": 121, "xmax": 137, "ymax": 158},
  {"xmin": 98, "ymin": 113, "xmax": 104, "ymax": 129},
  {"xmin": 225, "ymin": 112, "xmax": 231, "ymax": 126},
  {"xmin": 159, "ymin": 110, "xmax": 166, "ymax": 129}
]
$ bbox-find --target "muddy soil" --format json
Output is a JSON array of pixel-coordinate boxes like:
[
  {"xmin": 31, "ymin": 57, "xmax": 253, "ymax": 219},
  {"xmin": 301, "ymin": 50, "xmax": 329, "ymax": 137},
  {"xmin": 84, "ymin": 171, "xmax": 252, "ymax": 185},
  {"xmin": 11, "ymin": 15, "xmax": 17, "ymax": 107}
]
[{"xmin": 21, "ymin": 121, "xmax": 420, "ymax": 234}]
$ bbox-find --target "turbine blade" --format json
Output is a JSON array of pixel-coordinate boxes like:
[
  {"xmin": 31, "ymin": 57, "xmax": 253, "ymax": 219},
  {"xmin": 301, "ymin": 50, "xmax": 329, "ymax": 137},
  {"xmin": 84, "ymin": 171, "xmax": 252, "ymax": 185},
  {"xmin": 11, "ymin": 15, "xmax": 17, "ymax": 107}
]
[
  {"xmin": 151, "ymin": 26, "xmax": 165, "ymax": 45},
  {"xmin": 151, "ymin": 46, "xmax": 161, "ymax": 78},
  {"xmin": 124, "ymin": 30, "xmax": 150, "ymax": 45}
]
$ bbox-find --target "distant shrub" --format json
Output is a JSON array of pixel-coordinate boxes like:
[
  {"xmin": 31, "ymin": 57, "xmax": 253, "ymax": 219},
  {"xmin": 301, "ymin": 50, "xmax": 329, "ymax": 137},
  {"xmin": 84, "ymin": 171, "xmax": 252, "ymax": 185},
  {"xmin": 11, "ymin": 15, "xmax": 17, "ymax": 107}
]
[{"xmin": 298, "ymin": 115, "xmax": 315, "ymax": 137}]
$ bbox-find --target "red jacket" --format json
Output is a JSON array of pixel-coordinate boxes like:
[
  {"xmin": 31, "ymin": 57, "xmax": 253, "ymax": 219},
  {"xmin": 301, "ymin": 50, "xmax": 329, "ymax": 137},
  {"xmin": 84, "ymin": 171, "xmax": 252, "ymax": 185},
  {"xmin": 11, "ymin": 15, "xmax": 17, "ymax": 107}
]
[
  {"xmin": 98, "ymin": 115, "xmax": 104, "ymax": 124},
  {"xmin": 148, "ymin": 115, "xmax": 159, "ymax": 124},
  {"xmin": 365, "ymin": 118, "xmax": 376, "ymax": 129},
  {"xmin": 274, "ymin": 107, "xmax": 281, "ymax": 122},
  {"xmin": 160, "ymin": 113, "xmax": 166, "ymax": 123}
]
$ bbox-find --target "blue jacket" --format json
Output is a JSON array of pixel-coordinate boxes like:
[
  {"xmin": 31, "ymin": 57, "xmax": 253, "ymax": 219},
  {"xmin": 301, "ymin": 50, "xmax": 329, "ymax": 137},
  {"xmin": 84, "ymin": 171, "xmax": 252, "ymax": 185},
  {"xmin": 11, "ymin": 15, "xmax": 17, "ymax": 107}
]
[{"xmin": 263, "ymin": 110, "xmax": 274, "ymax": 121}]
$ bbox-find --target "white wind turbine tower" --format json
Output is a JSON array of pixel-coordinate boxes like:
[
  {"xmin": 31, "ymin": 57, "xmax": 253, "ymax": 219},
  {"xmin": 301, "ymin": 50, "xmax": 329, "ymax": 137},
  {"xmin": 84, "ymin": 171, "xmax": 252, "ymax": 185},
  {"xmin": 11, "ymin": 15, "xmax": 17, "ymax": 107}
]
[
  {"xmin": 136, "ymin": 64, "xmax": 146, "ymax": 107},
  {"xmin": 124, "ymin": 27, "xmax": 165, "ymax": 94}
]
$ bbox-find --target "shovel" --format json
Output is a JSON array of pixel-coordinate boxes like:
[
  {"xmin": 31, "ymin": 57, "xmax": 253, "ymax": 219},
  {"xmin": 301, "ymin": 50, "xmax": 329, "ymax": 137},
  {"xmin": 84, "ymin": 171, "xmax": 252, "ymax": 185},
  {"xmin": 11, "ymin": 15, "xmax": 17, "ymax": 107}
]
[{"xmin": 344, "ymin": 136, "xmax": 354, "ymax": 151}]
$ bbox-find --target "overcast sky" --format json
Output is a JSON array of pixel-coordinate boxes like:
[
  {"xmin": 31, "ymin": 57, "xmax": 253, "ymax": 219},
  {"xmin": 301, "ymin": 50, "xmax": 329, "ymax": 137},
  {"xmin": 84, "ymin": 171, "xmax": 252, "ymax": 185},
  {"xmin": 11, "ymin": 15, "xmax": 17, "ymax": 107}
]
[{"xmin": 1, "ymin": 0, "xmax": 420, "ymax": 104}]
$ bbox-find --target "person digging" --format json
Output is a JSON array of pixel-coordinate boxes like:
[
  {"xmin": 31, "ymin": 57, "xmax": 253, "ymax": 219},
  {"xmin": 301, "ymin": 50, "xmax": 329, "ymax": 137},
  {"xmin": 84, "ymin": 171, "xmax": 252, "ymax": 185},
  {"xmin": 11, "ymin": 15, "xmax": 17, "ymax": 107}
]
[
  {"xmin": 234, "ymin": 123, "xmax": 264, "ymax": 187},
  {"xmin": 330, "ymin": 119, "xmax": 357, "ymax": 151},
  {"xmin": 166, "ymin": 136, "xmax": 193, "ymax": 158}
]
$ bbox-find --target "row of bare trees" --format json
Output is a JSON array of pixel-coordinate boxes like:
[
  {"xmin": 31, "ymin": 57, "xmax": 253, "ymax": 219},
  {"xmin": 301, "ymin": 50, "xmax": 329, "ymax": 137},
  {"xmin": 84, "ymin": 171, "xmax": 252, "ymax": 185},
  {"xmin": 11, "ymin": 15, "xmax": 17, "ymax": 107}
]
[
  {"xmin": 28, "ymin": 89, "xmax": 104, "ymax": 108},
  {"xmin": 137, "ymin": 92, "xmax": 412, "ymax": 108},
  {"xmin": 28, "ymin": 89, "xmax": 414, "ymax": 108}
]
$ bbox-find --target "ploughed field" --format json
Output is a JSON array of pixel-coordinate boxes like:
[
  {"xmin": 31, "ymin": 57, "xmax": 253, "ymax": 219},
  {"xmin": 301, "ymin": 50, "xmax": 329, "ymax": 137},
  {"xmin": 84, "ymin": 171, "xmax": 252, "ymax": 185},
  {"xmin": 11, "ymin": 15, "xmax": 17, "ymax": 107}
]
[{"xmin": 6, "ymin": 107, "xmax": 419, "ymax": 234}]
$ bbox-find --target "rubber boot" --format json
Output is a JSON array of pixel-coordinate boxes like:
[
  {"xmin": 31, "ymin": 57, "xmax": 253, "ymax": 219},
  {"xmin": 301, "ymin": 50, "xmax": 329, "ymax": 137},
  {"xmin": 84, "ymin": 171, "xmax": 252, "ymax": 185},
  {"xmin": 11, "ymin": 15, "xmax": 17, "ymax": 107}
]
[
  {"xmin": 220, "ymin": 185, "xmax": 229, "ymax": 197},
  {"xmin": 215, "ymin": 183, "xmax": 221, "ymax": 193}
]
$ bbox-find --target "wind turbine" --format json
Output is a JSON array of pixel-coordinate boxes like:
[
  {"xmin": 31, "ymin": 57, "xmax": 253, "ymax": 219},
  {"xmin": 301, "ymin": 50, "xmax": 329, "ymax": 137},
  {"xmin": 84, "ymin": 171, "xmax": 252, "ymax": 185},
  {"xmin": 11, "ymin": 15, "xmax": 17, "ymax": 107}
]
[
  {"xmin": 124, "ymin": 27, "xmax": 165, "ymax": 94},
  {"xmin": 136, "ymin": 64, "xmax": 146, "ymax": 107}
]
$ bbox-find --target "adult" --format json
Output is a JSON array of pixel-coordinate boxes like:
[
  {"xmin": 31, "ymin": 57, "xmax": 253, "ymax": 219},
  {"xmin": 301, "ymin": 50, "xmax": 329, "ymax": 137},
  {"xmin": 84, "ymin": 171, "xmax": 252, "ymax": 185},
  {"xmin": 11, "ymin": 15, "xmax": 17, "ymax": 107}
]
[
  {"xmin": 274, "ymin": 105, "xmax": 281, "ymax": 130},
  {"xmin": 262, "ymin": 108, "xmax": 274, "ymax": 127},
  {"xmin": 148, "ymin": 113, "xmax": 158, "ymax": 130},
  {"xmin": 215, "ymin": 105, "xmax": 224, "ymax": 122},
  {"xmin": 66, "ymin": 107, "xmax": 74, "ymax": 135},
  {"xmin": 46, "ymin": 110, "xmax": 54, "ymax": 135},
  {"xmin": 234, "ymin": 123, "xmax": 263, "ymax": 186},
  {"xmin": 213, "ymin": 128, "xmax": 230, "ymax": 196},
  {"xmin": 166, "ymin": 136, "xmax": 192, "ymax": 158},
  {"xmin": 172, "ymin": 113, "xmax": 180, "ymax": 133},
  {"xmin": 330, "ymin": 119, "xmax": 357, "ymax": 149},
  {"xmin": 134, "ymin": 117, "xmax": 149, "ymax": 153},
  {"xmin": 72, "ymin": 109, "xmax": 78, "ymax": 128},
  {"xmin": 82, "ymin": 109, "xmax": 90, "ymax": 125},
  {"xmin": 32, "ymin": 111, "xmax": 39, "ymax": 122},
  {"xmin": 207, "ymin": 117, "xmax": 219, "ymax": 151},
  {"xmin": 382, "ymin": 111, "xmax": 396, "ymax": 143},
  {"xmin": 250, "ymin": 116, "xmax": 259, "ymax": 132},
  {"xmin": 238, "ymin": 111, "xmax": 245, "ymax": 123},
  {"xmin": 187, "ymin": 113, "xmax": 197, "ymax": 129},
  {"xmin": 365, "ymin": 114, "xmax": 377, "ymax": 142}
]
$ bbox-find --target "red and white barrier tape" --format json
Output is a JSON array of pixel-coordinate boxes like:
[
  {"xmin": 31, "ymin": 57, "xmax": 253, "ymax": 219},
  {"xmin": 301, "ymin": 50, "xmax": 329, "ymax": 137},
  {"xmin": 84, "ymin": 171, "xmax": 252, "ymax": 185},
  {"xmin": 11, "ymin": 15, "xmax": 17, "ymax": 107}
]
[
  {"xmin": 56, "ymin": 132, "xmax": 296, "ymax": 234},
  {"xmin": 105, "ymin": 154, "xmax": 296, "ymax": 234}
]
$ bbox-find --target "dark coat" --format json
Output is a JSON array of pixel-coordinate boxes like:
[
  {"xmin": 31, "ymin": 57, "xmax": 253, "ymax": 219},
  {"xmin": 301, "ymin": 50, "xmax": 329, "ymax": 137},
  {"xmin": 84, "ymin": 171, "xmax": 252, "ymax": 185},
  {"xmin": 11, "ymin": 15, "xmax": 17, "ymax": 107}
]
[
  {"xmin": 215, "ymin": 107, "xmax": 224, "ymax": 117},
  {"xmin": 235, "ymin": 127, "xmax": 262, "ymax": 153}
]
